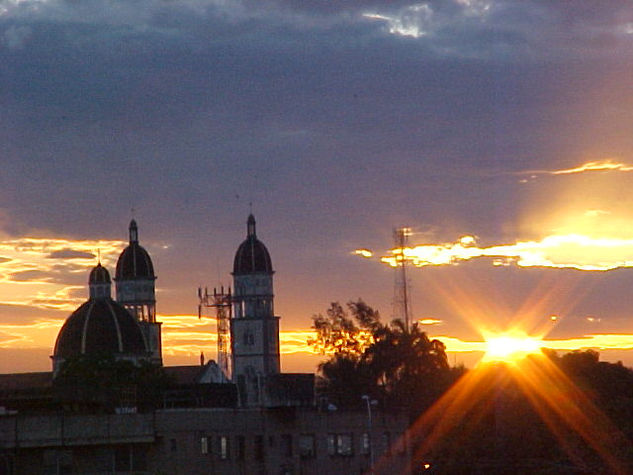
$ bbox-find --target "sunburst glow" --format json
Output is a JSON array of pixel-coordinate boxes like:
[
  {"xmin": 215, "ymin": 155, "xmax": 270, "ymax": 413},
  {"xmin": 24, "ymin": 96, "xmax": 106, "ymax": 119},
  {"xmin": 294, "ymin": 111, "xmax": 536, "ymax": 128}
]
[
  {"xmin": 482, "ymin": 332, "xmax": 543, "ymax": 363},
  {"xmin": 373, "ymin": 271, "xmax": 630, "ymax": 474}
]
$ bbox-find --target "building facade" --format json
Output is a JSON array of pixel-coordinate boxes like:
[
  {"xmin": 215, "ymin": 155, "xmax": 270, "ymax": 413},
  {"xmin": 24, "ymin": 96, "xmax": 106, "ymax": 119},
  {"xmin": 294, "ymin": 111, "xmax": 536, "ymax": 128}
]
[{"xmin": 0, "ymin": 407, "xmax": 410, "ymax": 475}]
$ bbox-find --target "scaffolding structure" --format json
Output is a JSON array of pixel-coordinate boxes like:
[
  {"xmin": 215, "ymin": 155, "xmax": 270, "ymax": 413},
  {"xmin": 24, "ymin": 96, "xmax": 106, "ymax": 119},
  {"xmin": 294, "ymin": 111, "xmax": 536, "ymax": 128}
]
[
  {"xmin": 393, "ymin": 227, "xmax": 412, "ymax": 332},
  {"xmin": 198, "ymin": 286, "xmax": 232, "ymax": 379}
]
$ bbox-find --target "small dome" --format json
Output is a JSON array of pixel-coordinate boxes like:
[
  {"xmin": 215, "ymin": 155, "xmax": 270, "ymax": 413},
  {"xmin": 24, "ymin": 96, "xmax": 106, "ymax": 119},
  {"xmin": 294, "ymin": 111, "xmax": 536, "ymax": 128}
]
[
  {"xmin": 233, "ymin": 214, "xmax": 273, "ymax": 275},
  {"xmin": 89, "ymin": 263, "xmax": 111, "ymax": 284},
  {"xmin": 54, "ymin": 299, "xmax": 148, "ymax": 359},
  {"xmin": 115, "ymin": 220, "xmax": 155, "ymax": 280}
]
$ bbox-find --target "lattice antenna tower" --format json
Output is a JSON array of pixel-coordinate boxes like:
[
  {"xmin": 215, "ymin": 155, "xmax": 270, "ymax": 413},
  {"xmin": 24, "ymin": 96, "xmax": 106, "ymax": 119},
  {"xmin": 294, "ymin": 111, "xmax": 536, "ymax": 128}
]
[
  {"xmin": 198, "ymin": 285, "xmax": 232, "ymax": 379},
  {"xmin": 393, "ymin": 227, "xmax": 412, "ymax": 332}
]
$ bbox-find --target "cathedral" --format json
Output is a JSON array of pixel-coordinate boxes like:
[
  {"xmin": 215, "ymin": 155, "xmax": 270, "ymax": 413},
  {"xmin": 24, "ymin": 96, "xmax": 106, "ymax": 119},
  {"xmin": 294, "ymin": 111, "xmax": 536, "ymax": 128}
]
[
  {"xmin": 52, "ymin": 220, "xmax": 160, "ymax": 375},
  {"xmin": 0, "ymin": 215, "xmax": 411, "ymax": 475},
  {"xmin": 51, "ymin": 214, "xmax": 306, "ymax": 408}
]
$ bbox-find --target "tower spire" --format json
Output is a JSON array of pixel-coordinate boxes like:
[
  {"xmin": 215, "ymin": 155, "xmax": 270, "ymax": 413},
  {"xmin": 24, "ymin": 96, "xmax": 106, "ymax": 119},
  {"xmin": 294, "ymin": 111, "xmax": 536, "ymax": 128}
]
[
  {"xmin": 247, "ymin": 214, "xmax": 256, "ymax": 237},
  {"xmin": 129, "ymin": 219, "xmax": 138, "ymax": 243}
]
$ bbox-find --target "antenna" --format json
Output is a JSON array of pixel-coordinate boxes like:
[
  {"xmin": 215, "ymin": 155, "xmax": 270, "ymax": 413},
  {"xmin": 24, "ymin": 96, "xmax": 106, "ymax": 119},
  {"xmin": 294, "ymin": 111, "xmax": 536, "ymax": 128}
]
[
  {"xmin": 393, "ymin": 227, "xmax": 412, "ymax": 332},
  {"xmin": 198, "ymin": 285, "xmax": 232, "ymax": 379}
]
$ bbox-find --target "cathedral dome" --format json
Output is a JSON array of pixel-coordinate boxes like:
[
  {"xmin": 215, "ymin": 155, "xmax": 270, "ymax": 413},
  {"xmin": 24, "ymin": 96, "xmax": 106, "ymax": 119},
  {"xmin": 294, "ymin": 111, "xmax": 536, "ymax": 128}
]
[
  {"xmin": 89, "ymin": 263, "xmax": 111, "ymax": 284},
  {"xmin": 233, "ymin": 214, "xmax": 273, "ymax": 275},
  {"xmin": 53, "ymin": 298, "xmax": 148, "ymax": 360},
  {"xmin": 115, "ymin": 220, "xmax": 155, "ymax": 280}
]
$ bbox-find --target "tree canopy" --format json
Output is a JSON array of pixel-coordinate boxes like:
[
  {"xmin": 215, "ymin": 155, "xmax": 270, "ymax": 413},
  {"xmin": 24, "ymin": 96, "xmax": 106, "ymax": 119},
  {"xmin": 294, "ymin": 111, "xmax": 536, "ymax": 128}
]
[
  {"xmin": 54, "ymin": 354, "xmax": 172, "ymax": 412},
  {"xmin": 310, "ymin": 300, "xmax": 455, "ymax": 412}
]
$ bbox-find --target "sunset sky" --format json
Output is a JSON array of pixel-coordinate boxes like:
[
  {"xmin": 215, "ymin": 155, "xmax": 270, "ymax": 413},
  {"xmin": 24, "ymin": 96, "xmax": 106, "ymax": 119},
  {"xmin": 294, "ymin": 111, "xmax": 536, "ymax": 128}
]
[{"xmin": 3, "ymin": 1, "xmax": 633, "ymax": 373}]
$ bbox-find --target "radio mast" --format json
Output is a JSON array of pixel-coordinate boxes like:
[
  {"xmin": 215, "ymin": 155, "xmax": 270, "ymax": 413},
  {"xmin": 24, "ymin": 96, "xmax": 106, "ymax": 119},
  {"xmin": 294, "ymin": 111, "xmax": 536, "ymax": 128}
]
[
  {"xmin": 198, "ymin": 286, "xmax": 232, "ymax": 378},
  {"xmin": 393, "ymin": 227, "xmax": 412, "ymax": 332}
]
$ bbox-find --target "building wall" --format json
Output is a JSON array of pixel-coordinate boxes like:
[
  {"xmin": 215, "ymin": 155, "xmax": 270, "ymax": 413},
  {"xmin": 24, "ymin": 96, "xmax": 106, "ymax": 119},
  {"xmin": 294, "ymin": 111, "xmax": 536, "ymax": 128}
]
[{"xmin": 0, "ymin": 408, "xmax": 410, "ymax": 475}]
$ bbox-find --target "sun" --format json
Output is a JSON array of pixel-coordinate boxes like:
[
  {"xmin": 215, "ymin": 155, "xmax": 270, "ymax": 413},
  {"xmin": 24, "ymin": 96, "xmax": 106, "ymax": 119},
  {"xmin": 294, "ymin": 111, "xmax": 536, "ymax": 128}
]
[{"xmin": 482, "ymin": 331, "xmax": 543, "ymax": 363}]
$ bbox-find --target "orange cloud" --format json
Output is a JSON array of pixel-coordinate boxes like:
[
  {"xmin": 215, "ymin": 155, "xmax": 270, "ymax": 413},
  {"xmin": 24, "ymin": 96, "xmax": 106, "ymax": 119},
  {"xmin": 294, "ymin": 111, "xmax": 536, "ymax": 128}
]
[
  {"xmin": 418, "ymin": 318, "xmax": 443, "ymax": 325},
  {"xmin": 361, "ymin": 233, "xmax": 633, "ymax": 271},
  {"xmin": 521, "ymin": 159, "xmax": 633, "ymax": 177},
  {"xmin": 0, "ymin": 236, "xmax": 126, "ymax": 311}
]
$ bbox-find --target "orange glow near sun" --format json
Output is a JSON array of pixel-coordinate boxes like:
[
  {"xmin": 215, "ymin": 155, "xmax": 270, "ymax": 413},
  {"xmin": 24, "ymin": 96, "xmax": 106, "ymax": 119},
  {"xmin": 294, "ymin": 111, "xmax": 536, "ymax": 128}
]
[
  {"xmin": 372, "ymin": 271, "xmax": 629, "ymax": 474},
  {"xmin": 481, "ymin": 331, "xmax": 543, "ymax": 363}
]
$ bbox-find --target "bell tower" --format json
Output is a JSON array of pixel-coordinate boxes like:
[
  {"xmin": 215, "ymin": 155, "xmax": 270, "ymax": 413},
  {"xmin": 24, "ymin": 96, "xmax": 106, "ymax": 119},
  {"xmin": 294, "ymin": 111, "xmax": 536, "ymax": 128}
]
[
  {"xmin": 115, "ymin": 220, "xmax": 162, "ymax": 364},
  {"xmin": 231, "ymin": 214, "xmax": 280, "ymax": 405}
]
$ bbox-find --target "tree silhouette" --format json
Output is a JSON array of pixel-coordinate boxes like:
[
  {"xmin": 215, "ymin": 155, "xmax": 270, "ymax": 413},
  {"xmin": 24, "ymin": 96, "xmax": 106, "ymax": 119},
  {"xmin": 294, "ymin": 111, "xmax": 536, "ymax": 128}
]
[
  {"xmin": 310, "ymin": 300, "xmax": 453, "ymax": 412},
  {"xmin": 54, "ymin": 354, "xmax": 172, "ymax": 412},
  {"xmin": 365, "ymin": 318, "xmax": 451, "ymax": 411}
]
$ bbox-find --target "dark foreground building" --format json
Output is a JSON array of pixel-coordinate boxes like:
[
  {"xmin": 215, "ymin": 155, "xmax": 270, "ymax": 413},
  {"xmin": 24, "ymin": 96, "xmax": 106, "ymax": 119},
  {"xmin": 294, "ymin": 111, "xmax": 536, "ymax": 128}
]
[
  {"xmin": 0, "ymin": 408, "xmax": 410, "ymax": 474},
  {"xmin": 0, "ymin": 217, "xmax": 411, "ymax": 474}
]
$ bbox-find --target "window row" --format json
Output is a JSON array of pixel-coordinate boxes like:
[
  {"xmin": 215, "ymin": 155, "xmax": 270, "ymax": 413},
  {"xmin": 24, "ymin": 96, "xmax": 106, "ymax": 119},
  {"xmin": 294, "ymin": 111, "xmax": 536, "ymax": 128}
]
[{"xmin": 195, "ymin": 431, "xmax": 404, "ymax": 460}]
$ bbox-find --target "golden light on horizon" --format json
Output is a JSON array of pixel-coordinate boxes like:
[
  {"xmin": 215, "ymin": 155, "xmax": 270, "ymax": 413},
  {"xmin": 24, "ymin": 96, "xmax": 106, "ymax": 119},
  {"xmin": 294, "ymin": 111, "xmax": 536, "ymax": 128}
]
[
  {"xmin": 481, "ymin": 331, "xmax": 543, "ymax": 364},
  {"xmin": 406, "ymin": 345, "xmax": 627, "ymax": 474}
]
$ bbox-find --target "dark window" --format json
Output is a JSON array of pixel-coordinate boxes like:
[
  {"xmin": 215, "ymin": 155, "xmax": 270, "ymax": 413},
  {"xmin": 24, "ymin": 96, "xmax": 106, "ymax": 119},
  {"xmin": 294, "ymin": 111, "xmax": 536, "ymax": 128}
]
[
  {"xmin": 397, "ymin": 434, "xmax": 406, "ymax": 455},
  {"xmin": 299, "ymin": 434, "xmax": 315, "ymax": 459},
  {"xmin": 115, "ymin": 446, "xmax": 131, "ymax": 471},
  {"xmin": 382, "ymin": 432, "xmax": 391, "ymax": 455},
  {"xmin": 237, "ymin": 435, "xmax": 245, "ymax": 460},
  {"xmin": 132, "ymin": 446, "xmax": 147, "ymax": 471},
  {"xmin": 255, "ymin": 435, "xmax": 264, "ymax": 461},
  {"xmin": 281, "ymin": 434, "xmax": 292, "ymax": 457}
]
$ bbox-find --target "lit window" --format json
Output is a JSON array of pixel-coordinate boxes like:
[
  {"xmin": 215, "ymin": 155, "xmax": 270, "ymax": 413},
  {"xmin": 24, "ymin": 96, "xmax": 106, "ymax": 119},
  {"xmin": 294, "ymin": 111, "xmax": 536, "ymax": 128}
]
[
  {"xmin": 327, "ymin": 434, "xmax": 336, "ymax": 456},
  {"xmin": 201, "ymin": 437, "xmax": 209, "ymax": 455},
  {"xmin": 327, "ymin": 433, "xmax": 353, "ymax": 457},
  {"xmin": 361, "ymin": 433, "xmax": 370, "ymax": 455},
  {"xmin": 337, "ymin": 434, "xmax": 353, "ymax": 456},
  {"xmin": 219, "ymin": 435, "xmax": 230, "ymax": 460}
]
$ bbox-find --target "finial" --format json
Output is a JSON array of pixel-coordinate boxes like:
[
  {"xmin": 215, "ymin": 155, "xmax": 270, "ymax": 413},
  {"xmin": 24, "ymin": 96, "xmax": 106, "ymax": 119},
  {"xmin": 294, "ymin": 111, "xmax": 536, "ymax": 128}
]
[
  {"xmin": 247, "ymin": 214, "xmax": 256, "ymax": 237},
  {"xmin": 97, "ymin": 249, "xmax": 101, "ymax": 264},
  {"xmin": 129, "ymin": 219, "xmax": 139, "ymax": 243}
]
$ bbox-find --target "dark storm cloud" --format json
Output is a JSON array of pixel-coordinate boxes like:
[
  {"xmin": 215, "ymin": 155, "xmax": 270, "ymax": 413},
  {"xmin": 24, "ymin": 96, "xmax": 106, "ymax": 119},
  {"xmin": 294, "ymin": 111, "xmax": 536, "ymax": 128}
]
[
  {"xmin": 1, "ymin": 0, "xmax": 630, "ymax": 244},
  {"xmin": 47, "ymin": 249, "xmax": 95, "ymax": 259}
]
